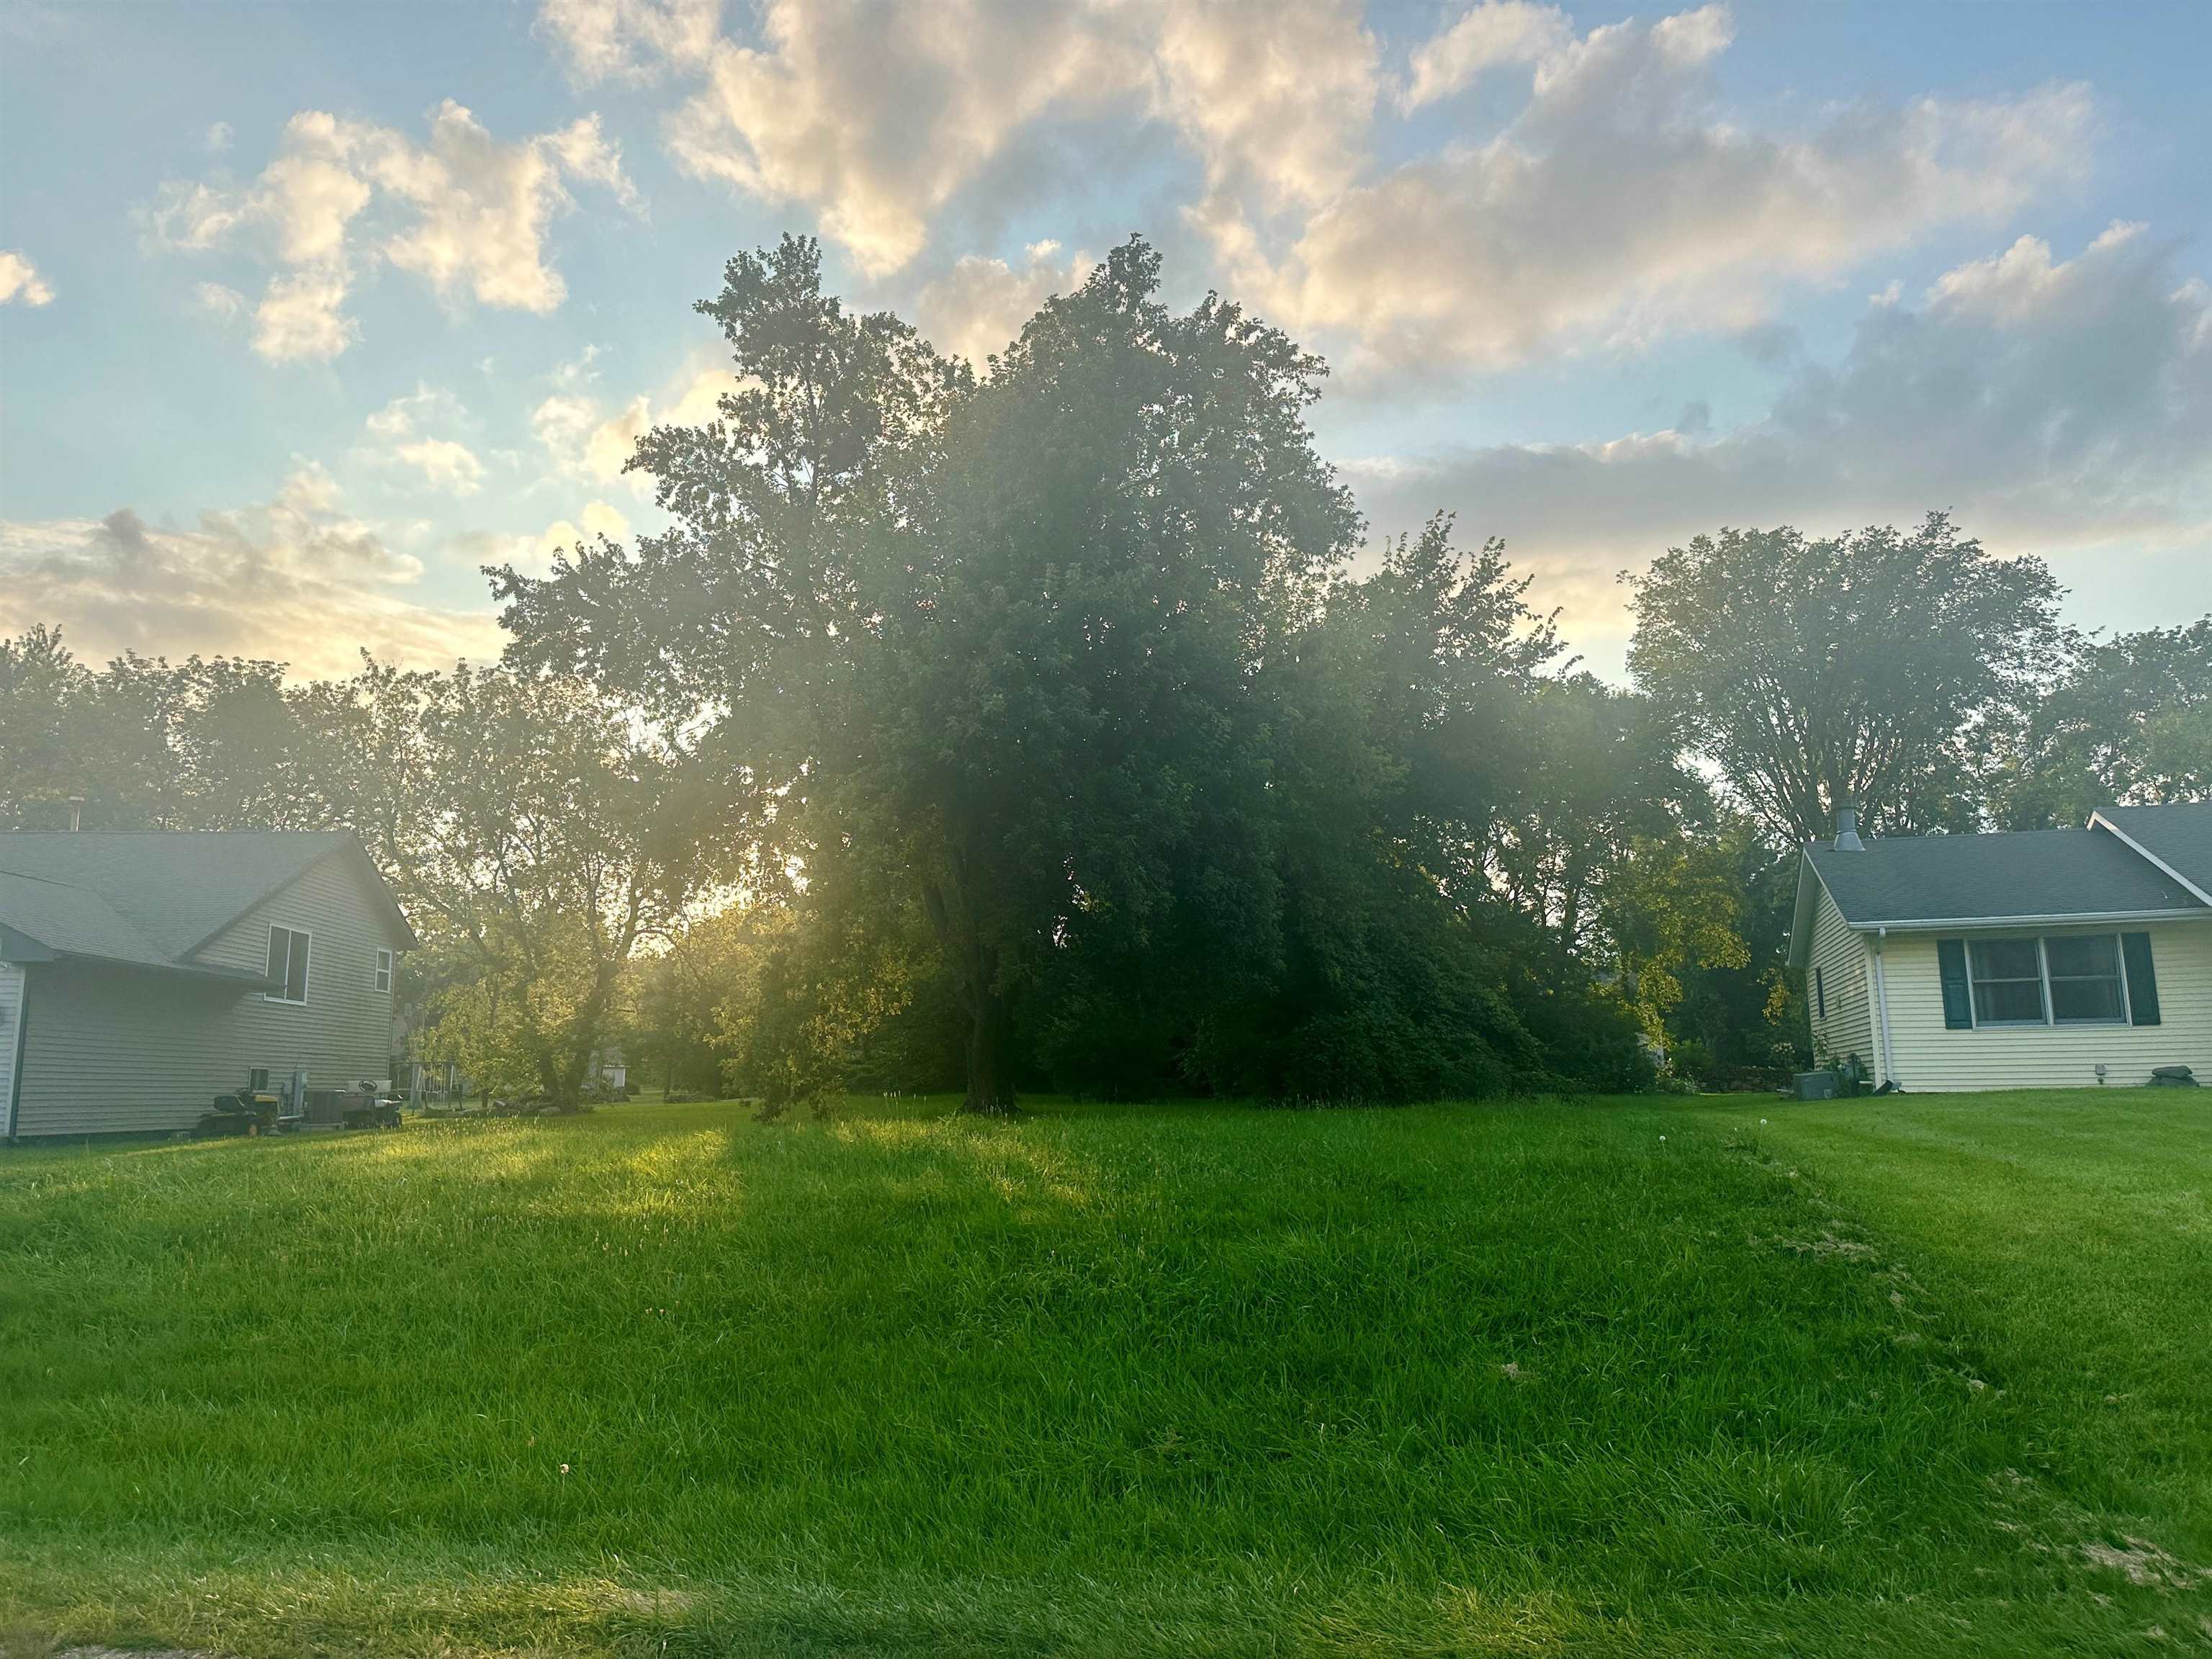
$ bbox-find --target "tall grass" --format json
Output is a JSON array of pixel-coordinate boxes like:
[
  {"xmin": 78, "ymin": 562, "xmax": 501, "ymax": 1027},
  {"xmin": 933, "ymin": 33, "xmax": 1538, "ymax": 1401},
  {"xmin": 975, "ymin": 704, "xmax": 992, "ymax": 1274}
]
[{"xmin": 0, "ymin": 1094, "xmax": 2195, "ymax": 1655}]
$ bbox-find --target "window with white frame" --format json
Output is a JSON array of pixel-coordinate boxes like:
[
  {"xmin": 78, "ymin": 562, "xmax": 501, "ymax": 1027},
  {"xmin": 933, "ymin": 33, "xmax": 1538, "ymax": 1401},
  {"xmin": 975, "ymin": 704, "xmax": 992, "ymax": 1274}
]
[
  {"xmin": 265, "ymin": 925, "xmax": 310, "ymax": 1004},
  {"xmin": 374, "ymin": 948, "xmax": 394, "ymax": 993},
  {"xmin": 2044, "ymin": 935, "xmax": 2126, "ymax": 1023},
  {"xmin": 1966, "ymin": 934, "xmax": 2128, "ymax": 1028},
  {"xmin": 1966, "ymin": 938, "xmax": 2045, "ymax": 1025}
]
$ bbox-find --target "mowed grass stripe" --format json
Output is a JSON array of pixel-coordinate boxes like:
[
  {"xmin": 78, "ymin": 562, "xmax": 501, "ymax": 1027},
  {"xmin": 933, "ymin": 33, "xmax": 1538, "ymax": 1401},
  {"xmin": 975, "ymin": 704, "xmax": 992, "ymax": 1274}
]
[
  {"xmin": 0, "ymin": 1097, "xmax": 2187, "ymax": 1655},
  {"xmin": 1696, "ymin": 1089, "xmax": 2212, "ymax": 1575}
]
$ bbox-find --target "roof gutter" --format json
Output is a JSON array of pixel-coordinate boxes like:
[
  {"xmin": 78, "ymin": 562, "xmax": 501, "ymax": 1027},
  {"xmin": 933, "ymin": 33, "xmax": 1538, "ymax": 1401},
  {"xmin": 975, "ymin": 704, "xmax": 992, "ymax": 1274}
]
[
  {"xmin": 48, "ymin": 950, "xmax": 276, "ymax": 986},
  {"xmin": 1843, "ymin": 907, "xmax": 2211, "ymax": 932},
  {"xmin": 2089, "ymin": 811, "xmax": 2212, "ymax": 907}
]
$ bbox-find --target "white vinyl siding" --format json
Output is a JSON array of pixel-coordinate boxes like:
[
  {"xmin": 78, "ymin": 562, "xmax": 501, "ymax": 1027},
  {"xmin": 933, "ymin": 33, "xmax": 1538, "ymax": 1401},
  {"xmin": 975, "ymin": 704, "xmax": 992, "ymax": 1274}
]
[
  {"xmin": 1807, "ymin": 885, "xmax": 1876, "ymax": 1071},
  {"xmin": 9, "ymin": 852, "xmax": 400, "ymax": 1137},
  {"xmin": 1882, "ymin": 920, "xmax": 2212, "ymax": 1092}
]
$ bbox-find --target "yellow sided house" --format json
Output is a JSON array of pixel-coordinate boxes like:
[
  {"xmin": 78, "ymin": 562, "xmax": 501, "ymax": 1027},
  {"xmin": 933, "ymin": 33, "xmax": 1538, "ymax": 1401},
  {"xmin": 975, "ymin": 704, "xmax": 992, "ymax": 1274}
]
[
  {"xmin": 0, "ymin": 832, "xmax": 413, "ymax": 1138},
  {"xmin": 1789, "ymin": 803, "xmax": 2212, "ymax": 1092}
]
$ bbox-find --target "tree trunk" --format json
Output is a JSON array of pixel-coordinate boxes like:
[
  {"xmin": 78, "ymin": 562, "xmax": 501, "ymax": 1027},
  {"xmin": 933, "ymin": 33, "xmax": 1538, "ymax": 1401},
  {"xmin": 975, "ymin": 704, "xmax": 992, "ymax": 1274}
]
[
  {"xmin": 963, "ymin": 978, "xmax": 1017, "ymax": 1116},
  {"xmin": 925, "ymin": 868, "xmax": 1019, "ymax": 1116}
]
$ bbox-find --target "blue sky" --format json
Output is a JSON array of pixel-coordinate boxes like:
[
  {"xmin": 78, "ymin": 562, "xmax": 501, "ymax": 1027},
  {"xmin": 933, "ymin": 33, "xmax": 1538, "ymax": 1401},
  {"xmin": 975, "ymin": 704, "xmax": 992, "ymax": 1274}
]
[{"xmin": 2, "ymin": 0, "xmax": 2207, "ymax": 678}]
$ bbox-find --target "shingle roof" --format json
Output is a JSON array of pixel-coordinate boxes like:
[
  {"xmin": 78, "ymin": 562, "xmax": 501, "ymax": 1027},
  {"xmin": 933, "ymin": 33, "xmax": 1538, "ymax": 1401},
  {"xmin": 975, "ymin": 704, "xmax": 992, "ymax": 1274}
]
[
  {"xmin": 1805, "ymin": 822, "xmax": 2208, "ymax": 927},
  {"xmin": 2093, "ymin": 803, "xmax": 2212, "ymax": 902},
  {"xmin": 0, "ymin": 832, "xmax": 352, "ymax": 957},
  {"xmin": 0, "ymin": 831, "xmax": 408, "ymax": 974},
  {"xmin": 0, "ymin": 868, "xmax": 178, "ymax": 971}
]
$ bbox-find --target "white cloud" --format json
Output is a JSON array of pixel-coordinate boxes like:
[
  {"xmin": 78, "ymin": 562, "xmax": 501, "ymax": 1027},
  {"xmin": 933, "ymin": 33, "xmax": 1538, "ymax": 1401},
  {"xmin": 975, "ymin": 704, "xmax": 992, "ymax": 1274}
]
[
  {"xmin": 253, "ymin": 268, "xmax": 356, "ymax": 362},
  {"xmin": 1349, "ymin": 225, "xmax": 2212, "ymax": 661},
  {"xmin": 151, "ymin": 101, "xmax": 638, "ymax": 361},
  {"xmin": 391, "ymin": 438, "xmax": 487, "ymax": 495},
  {"xmin": 655, "ymin": 0, "xmax": 1146, "ymax": 276},
  {"xmin": 533, "ymin": 358, "xmax": 740, "ymax": 491},
  {"xmin": 453, "ymin": 499, "xmax": 634, "ymax": 584},
  {"xmin": 206, "ymin": 120, "xmax": 233, "ymax": 153},
  {"xmin": 578, "ymin": 498, "xmax": 631, "ymax": 541},
  {"xmin": 364, "ymin": 382, "xmax": 467, "ymax": 439},
  {"xmin": 0, "ymin": 468, "xmax": 504, "ymax": 675},
  {"xmin": 195, "ymin": 281, "xmax": 247, "ymax": 320},
  {"xmin": 530, "ymin": 499, "xmax": 632, "ymax": 572},
  {"xmin": 548, "ymin": 0, "xmax": 1374, "ymax": 279},
  {"xmin": 538, "ymin": 0, "xmax": 721, "ymax": 82},
  {"xmin": 1152, "ymin": 0, "xmax": 1378, "ymax": 242},
  {"xmin": 1250, "ymin": 5, "xmax": 2092, "ymax": 372},
  {"xmin": 377, "ymin": 103, "xmax": 635, "ymax": 310},
  {"xmin": 912, "ymin": 242, "xmax": 1092, "ymax": 366},
  {"xmin": 359, "ymin": 385, "xmax": 485, "ymax": 494},
  {"xmin": 531, "ymin": 392, "xmax": 603, "ymax": 467},
  {"xmin": 539, "ymin": 0, "xmax": 2082, "ymax": 377},
  {"xmin": 0, "ymin": 251, "xmax": 55, "ymax": 307},
  {"xmin": 1401, "ymin": 1, "xmax": 1570, "ymax": 109}
]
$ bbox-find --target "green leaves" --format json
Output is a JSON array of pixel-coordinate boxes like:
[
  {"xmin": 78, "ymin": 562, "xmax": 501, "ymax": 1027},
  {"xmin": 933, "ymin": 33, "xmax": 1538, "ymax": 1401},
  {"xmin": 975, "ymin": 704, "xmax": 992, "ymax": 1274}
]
[{"xmin": 1626, "ymin": 513, "xmax": 2065, "ymax": 842}]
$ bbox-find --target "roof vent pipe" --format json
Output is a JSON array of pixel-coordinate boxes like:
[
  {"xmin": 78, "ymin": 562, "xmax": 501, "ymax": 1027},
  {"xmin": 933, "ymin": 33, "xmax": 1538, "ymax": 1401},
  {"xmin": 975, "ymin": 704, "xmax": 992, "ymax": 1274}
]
[{"xmin": 1835, "ymin": 802, "xmax": 1865, "ymax": 853}]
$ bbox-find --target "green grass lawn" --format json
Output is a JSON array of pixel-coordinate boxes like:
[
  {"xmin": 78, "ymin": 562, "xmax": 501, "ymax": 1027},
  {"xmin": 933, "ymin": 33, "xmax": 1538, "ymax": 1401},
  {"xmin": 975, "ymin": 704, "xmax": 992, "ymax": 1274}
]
[
  {"xmin": 1, "ymin": 1090, "xmax": 2207, "ymax": 1657},
  {"xmin": 1693, "ymin": 1090, "xmax": 2212, "ymax": 1591}
]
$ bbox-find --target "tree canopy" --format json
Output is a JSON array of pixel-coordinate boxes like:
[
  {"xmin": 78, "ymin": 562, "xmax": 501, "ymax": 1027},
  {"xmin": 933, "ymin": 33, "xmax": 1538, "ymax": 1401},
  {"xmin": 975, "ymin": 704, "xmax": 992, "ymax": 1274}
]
[
  {"xmin": 1626, "ymin": 516, "xmax": 2064, "ymax": 843},
  {"xmin": 497, "ymin": 237, "xmax": 1653, "ymax": 1110},
  {"xmin": 11, "ymin": 233, "xmax": 2205, "ymax": 1113}
]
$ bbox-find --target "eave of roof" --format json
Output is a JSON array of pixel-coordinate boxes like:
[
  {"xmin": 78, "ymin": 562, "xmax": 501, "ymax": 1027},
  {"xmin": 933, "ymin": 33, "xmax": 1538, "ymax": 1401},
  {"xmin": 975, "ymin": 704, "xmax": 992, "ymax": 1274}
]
[
  {"xmin": 46, "ymin": 950, "xmax": 275, "ymax": 985},
  {"xmin": 1784, "ymin": 856, "xmax": 1825, "ymax": 973},
  {"xmin": 2090, "ymin": 809, "xmax": 2212, "ymax": 907}
]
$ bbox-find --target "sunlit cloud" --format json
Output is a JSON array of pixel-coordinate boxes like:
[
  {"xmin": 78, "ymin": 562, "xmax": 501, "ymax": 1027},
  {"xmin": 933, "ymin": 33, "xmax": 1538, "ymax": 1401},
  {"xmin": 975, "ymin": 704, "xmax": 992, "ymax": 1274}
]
[
  {"xmin": 150, "ymin": 101, "xmax": 639, "ymax": 361},
  {"xmin": 0, "ymin": 251, "xmax": 55, "ymax": 307},
  {"xmin": 0, "ymin": 468, "xmax": 505, "ymax": 674},
  {"xmin": 1352, "ymin": 225, "xmax": 2212, "ymax": 662}
]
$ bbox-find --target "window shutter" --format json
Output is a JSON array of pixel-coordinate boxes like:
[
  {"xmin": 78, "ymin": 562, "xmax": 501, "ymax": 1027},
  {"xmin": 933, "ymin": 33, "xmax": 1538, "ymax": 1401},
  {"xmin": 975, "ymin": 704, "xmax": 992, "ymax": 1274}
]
[
  {"xmin": 1937, "ymin": 939, "xmax": 1974, "ymax": 1029},
  {"xmin": 2121, "ymin": 932, "xmax": 2161, "ymax": 1026}
]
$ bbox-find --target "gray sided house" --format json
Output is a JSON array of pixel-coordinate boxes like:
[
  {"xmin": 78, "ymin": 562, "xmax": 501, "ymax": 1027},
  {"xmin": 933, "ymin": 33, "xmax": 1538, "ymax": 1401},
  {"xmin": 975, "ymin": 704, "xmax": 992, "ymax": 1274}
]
[
  {"xmin": 0, "ymin": 832, "xmax": 414, "ymax": 1139},
  {"xmin": 1788, "ymin": 803, "xmax": 2212, "ymax": 1092}
]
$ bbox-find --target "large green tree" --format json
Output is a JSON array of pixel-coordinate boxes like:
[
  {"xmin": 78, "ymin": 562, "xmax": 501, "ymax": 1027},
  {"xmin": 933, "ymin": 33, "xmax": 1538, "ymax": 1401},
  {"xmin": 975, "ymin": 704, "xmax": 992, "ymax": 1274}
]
[
  {"xmin": 0, "ymin": 625, "xmax": 91, "ymax": 830},
  {"xmin": 1990, "ymin": 619, "xmax": 2212, "ymax": 827},
  {"xmin": 499, "ymin": 237, "xmax": 1361, "ymax": 1112},
  {"xmin": 1626, "ymin": 515, "xmax": 2064, "ymax": 843},
  {"xmin": 295, "ymin": 660, "xmax": 732, "ymax": 1108},
  {"xmin": 0, "ymin": 629, "xmax": 307, "ymax": 831}
]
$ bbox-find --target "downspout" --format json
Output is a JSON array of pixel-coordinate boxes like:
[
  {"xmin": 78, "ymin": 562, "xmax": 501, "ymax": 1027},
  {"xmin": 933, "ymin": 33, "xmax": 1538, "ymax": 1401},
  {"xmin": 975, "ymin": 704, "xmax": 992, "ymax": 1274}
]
[
  {"xmin": 1871, "ymin": 927, "xmax": 1897, "ymax": 1090},
  {"xmin": 5, "ymin": 963, "xmax": 30, "ymax": 1142}
]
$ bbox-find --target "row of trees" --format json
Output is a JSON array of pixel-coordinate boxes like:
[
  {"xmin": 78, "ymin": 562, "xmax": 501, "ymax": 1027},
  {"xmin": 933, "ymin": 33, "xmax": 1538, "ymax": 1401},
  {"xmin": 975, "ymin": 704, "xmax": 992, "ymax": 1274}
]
[
  {"xmin": 0, "ymin": 633, "xmax": 727, "ymax": 1107},
  {"xmin": 6, "ymin": 236, "xmax": 2206, "ymax": 1110}
]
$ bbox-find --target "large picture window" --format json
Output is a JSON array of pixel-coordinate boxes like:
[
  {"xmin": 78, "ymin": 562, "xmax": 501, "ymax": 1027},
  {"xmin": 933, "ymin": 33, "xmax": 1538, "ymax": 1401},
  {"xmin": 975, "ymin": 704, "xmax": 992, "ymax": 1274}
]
[
  {"xmin": 265, "ymin": 925, "xmax": 310, "ymax": 1004},
  {"xmin": 1964, "ymin": 934, "xmax": 2128, "ymax": 1028}
]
